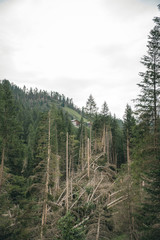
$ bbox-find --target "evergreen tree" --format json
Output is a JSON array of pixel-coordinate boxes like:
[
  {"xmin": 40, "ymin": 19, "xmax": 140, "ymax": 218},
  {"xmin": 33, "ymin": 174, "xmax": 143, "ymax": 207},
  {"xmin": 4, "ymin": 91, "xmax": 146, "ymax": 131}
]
[
  {"xmin": 133, "ymin": 7, "xmax": 160, "ymax": 239},
  {"xmin": 135, "ymin": 12, "xmax": 160, "ymax": 149},
  {"xmin": 101, "ymin": 101, "xmax": 109, "ymax": 119},
  {"xmin": 123, "ymin": 104, "xmax": 136, "ymax": 166},
  {"xmin": 85, "ymin": 94, "xmax": 98, "ymax": 118},
  {"xmin": 85, "ymin": 95, "xmax": 97, "ymax": 159},
  {"xmin": 58, "ymin": 211, "xmax": 86, "ymax": 240},
  {"xmin": 0, "ymin": 80, "xmax": 24, "ymax": 188},
  {"xmin": 136, "ymin": 163, "xmax": 160, "ymax": 240}
]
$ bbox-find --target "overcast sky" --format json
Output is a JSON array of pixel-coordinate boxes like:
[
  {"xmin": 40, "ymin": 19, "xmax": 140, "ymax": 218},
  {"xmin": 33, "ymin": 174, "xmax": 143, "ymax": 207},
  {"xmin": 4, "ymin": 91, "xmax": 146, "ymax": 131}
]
[{"xmin": 0, "ymin": 0, "xmax": 159, "ymax": 118}]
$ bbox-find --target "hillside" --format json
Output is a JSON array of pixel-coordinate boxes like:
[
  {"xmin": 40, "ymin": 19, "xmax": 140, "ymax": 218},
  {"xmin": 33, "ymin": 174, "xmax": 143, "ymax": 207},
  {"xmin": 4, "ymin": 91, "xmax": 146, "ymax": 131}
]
[
  {"xmin": 63, "ymin": 106, "xmax": 88, "ymax": 122},
  {"xmin": 0, "ymin": 80, "xmax": 125, "ymax": 239},
  {"xmin": 0, "ymin": 78, "xmax": 160, "ymax": 240}
]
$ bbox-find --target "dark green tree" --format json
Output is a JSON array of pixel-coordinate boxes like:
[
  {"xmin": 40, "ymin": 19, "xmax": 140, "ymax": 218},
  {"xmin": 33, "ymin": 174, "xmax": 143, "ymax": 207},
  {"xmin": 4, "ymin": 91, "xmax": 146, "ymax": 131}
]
[
  {"xmin": 133, "ymin": 6, "xmax": 160, "ymax": 239},
  {"xmin": 85, "ymin": 95, "xmax": 97, "ymax": 158},
  {"xmin": 123, "ymin": 104, "xmax": 136, "ymax": 165},
  {"xmin": 58, "ymin": 211, "xmax": 86, "ymax": 240},
  {"xmin": 101, "ymin": 101, "xmax": 109, "ymax": 118},
  {"xmin": 85, "ymin": 94, "xmax": 97, "ymax": 118},
  {"xmin": 136, "ymin": 163, "xmax": 160, "ymax": 240},
  {"xmin": 135, "ymin": 12, "xmax": 160, "ymax": 150}
]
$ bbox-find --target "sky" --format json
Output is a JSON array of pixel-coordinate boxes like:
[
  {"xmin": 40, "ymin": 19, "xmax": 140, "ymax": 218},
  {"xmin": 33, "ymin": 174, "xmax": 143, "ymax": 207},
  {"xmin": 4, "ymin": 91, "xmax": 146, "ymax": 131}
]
[{"xmin": 0, "ymin": 0, "xmax": 159, "ymax": 118}]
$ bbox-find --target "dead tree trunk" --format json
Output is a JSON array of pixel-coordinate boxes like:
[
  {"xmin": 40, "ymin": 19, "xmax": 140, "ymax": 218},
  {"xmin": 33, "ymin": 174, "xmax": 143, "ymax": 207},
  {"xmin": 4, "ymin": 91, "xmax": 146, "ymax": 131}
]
[
  {"xmin": 103, "ymin": 124, "xmax": 106, "ymax": 154},
  {"xmin": 85, "ymin": 128, "xmax": 87, "ymax": 160},
  {"xmin": 90, "ymin": 123, "xmax": 92, "ymax": 159},
  {"xmin": 55, "ymin": 126, "xmax": 60, "ymax": 191},
  {"xmin": 106, "ymin": 128, "xmax": 110, "ymax": 162},
  {"xmin": 127, "ymin": 130, "xmax": 131, "ymax": 173},
  {"xmin": 55, "ymin": 156, "xmax": 60, "ymax": 191},
  {"xmin": 87, "ymin": 138, "xmax": 90, "ymax": 179},
  {"xmin": 80, "ymin": 124, "xmax": 84, "ymax": 171},
  {"xmin": 109, "ymin": 130, "xmax": 112, "ymax": 164},
  {"xmin": 94, "ymin": 130, "xmax": 97, "ymax": 153},
  {"xmin": 96, "ymin": 214, "xmax": 101, "ymax": 240},
  {"xmin": 126, "ymin": 130, "xmax": 135, "ymax": 240},
  {"xmin": 66, "ymin": 132, "xmax": 69, "ymax": 212},
  {"xmin": 41, "ymin": 111, "xmax": 51, "ymax": 239}
]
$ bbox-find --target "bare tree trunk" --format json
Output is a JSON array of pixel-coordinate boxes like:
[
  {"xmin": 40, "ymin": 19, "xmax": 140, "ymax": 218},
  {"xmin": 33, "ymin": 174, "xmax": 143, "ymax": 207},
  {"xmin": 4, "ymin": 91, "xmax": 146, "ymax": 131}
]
[
  {"xmin": 41, "ymin": 111, "xmax": 51, "ymax": 239},
  {"xmin": 85, "ymin": 128, "xmax": 87, "ymax": 160},
  {"xmin": 90, "ymin": 123, "xmax": 92, "ymax": 159},
  {"xmin": 96, "ymin": 214, "xmax": 100, "ymax": 240},
  {"xmin": 127, "ymin": 130, "xmax": 130, "ymax": 173},
  {"xmin": 80, "ymin": 124, "xmax": 84, "ymax": 171},
  {"xmin": 66, "ymin": 132, "xmax": 69, "ymax": 212},
  {"xmin": 106, "ymin": 128, "xmax": 109, "ymax": 162},
  {"xmin": 103, "ymin": 124, "xmax": 106, "ymax": 154},
  {"xmin": 109, "ymin": 130, "xmax": 112, "ymax": 164},
  {"xmin": 69, "ymin": 155, "xmax": 72, "ymax": 178},
  {"xmin": 55, "ymin": 126, "xmax": 60, "ymax": 191},
  {"xmin": 81, "ymin": 137, "xmax": 84, "ymax": 171},
  {"xmin": 94, "ymin": 130, "xmax": 97, "ymax": 153},
  {"xmin": 70, "ymin": 176, "xmax": 73, "ymax": 200},
  {"xmin": 87, "ymin": 138, "xmax": 90, "ymax": 179},
  {"xmin": 55, "ymin": 155, "xmax": 60, "ymax": 191}
]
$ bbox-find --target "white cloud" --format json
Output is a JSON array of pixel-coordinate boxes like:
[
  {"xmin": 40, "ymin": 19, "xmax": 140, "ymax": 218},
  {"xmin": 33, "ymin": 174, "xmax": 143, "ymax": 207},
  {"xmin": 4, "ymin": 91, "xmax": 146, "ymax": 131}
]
[{"xmin": 0, "ymin": 0, "xmax": 159, "ymax": 118}]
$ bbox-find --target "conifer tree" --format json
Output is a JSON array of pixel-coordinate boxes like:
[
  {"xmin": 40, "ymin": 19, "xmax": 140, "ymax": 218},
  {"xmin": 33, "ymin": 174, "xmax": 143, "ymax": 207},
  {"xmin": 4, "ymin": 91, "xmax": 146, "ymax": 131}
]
[
  {"xmin": 100, "ymin": 101, "xmax": 110, "ymax": 156},
  {"xmin": 135, "ymin": 11, "xmax": 160, "ymax": 150},
  {"xmin": 0, "ymin": 80, "xmax": 24, "ymax": 190},
  {"xmin": 101, "ymin": 101, "xmax": 109, "ymax": 118},
  {"xmin": 123, "ymin": 104, "xmax": 135, "ymax": 168},
  {"xmin": 85, "ymin": 95, "xmax": 97, "ymax": 158},
  {"xmin": 85, "ymin": 94, "xmax": 98, "ymax": 118},
  {"xmin": 133, "ymin": 6, "xmax": 160, "ymax": 239},
  {"xmin": 137, "ymin": 164, "xmax": 160, "ymax": 240}
]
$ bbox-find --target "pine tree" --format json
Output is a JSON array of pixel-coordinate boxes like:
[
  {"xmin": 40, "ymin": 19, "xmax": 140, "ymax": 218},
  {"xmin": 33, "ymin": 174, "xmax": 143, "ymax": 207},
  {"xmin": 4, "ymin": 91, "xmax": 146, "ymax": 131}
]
[
  {"xmin": 85, "ymin": 95, "xmax": 98, "ymax": 159},
  {"xmin": 133, "ymin": 6, "xmax": 160, "ymax": 239},
  {"xmin": 136, "ymin": 163, "xmax": 160, "ymax": 240},
  {"xmin": 100, "ymin": 101, "xmax": 110, "ymax": 157},
  {"xmin": 85, "ymin": 94, "xmax": 98, "ymax": 118},
  {"xmin": 58, "ymin": 211, "xmax": 86, "ymax": 240},
  {"xmin": 0, "ymin": 80, "xmax": 24, "ymax": 190},
  {"xmin": 135, "ymin": 13, "xmax": 160, "ymax": 150},
  {"xmin": 123, "ymin": 104, "xmax": 136, "ymax": 168},
  {"xmin": 101, "ymin": 101, "xmax": 109, "ymax": 118}
]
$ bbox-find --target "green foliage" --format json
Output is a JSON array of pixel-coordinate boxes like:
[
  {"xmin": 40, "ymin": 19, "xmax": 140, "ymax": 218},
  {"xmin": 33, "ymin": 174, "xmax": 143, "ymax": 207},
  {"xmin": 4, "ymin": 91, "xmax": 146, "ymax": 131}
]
[
  {"xmin": 58, "ymin": 212, "xmax": 86, "ymax": 240},
  {"xmin": 111, "ymin": 234, "xmax": 128, "ymax": 240},
  {"xmin": 85, "ymin": 94, "xmax": 98, "ymax": 119},
  {"xmin": 84, "ymin": 201, "xmax": 96, "ymax": 214},
  {"xmin": 8, "ymin": 175, "xmax": 27, "ymax": 205},
  {"xmin": 64, "ymin": 106, "xmax": 88, "ymax": 122},
  {"xmin": 101, "ymin": 101, "xmax": 109, "ymax": 118},
  {"xmin": 135, "ymin": 163, "xmax": 160, "ymax": 240},
  {"xmin": 0, "ymin": 59, "xmax": 160, "ymax": 240},
  {"xmin": 111, "ymin": 115, "xmax": 124, "ymax": 167},
  {"xmin": 0, "ymin": 191, "xmax": 13, "ymax": 240},
  {"xmin": 123, "ymin": 104, "xmax": 135, "ymax": 139}
]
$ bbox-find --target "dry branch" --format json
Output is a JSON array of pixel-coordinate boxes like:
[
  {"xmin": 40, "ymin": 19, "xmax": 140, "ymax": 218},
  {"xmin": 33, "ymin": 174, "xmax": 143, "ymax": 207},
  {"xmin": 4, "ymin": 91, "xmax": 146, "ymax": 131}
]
[
  {"xmin": 107, "ymin": 195, "xmax": 128, "ymax": 209},
  {"xmin": 70, "ymin": 189, "xmax": 86, "ymax": 209},
  {"xmin": 57, "ymin": 187, "xmax": 66, "ymax": 204},
  {"xmin": 89, "ymin": 177, "xmax": 104, "ymax": 202},
  {"xmin": 73, "ymin": 217, "xmax": 89, "ymax": 229}
]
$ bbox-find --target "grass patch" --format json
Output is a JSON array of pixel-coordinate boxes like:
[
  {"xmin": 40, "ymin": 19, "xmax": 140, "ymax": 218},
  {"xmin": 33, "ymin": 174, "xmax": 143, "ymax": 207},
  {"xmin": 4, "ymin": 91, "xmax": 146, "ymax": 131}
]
[{"xmin": 63, "ymin": 107, "xmax": 88, "ymax": 122}]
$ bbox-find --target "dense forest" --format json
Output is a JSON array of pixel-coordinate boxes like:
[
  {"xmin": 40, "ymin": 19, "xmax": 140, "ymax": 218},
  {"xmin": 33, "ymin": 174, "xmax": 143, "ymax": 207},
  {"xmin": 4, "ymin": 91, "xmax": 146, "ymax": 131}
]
[{"xmin": 0, "ymin": 6, "xmax": 160, "ymax": 240}]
